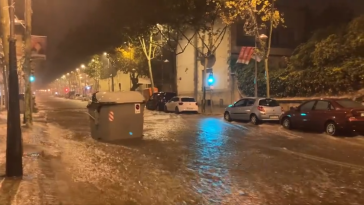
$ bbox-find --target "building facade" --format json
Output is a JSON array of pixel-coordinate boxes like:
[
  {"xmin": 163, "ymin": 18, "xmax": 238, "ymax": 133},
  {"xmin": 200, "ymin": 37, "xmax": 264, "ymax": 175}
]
[{"xmin": 176, "ymin": 7, "xmax": 306, "ymax": 106}]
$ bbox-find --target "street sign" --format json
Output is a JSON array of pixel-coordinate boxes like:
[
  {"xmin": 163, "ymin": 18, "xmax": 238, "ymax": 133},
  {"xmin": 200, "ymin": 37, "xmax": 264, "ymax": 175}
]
[
  {"xmin": 200, "ymin": 54, "xmax": 216, "ymax": 68},
  {"xmin": 135, "ymin": 103, "xmax": 140, "ymax": 114}
]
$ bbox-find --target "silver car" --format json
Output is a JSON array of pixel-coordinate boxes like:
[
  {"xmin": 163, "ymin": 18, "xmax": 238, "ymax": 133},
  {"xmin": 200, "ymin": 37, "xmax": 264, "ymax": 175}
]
[{"xmin": 224, "ymin": 97, "xmax": 283, "ymax": 125}]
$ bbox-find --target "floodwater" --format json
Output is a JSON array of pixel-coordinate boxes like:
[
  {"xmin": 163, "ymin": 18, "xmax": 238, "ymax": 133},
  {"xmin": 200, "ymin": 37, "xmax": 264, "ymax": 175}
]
[{"xmin": 1, "ymin": 94, "xmax": 363, "ymax": 205}]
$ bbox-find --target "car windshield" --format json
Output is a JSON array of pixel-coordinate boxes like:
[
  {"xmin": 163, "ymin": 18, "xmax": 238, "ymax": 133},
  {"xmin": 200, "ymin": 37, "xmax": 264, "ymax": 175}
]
[
  {"xmin": 335, "ymin": 100, "xmax": 364, "ymax": 108},
  {"xmin": 181, "ymin": 98, "xmax": 195, "ymax": 102},
  {"xmin": 259, "ymin": 99, "xmax": 280, "ymax": 107}
]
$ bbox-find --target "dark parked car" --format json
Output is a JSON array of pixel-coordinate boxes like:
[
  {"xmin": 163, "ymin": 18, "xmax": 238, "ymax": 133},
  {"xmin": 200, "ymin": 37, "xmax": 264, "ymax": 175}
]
[
  {"xmin": 146, "ymin": 92, "xmax": 176, "ymax": 111},
  {"xmin": 280, "ymin": 99, "xmax": 364, "ymax": 136}
]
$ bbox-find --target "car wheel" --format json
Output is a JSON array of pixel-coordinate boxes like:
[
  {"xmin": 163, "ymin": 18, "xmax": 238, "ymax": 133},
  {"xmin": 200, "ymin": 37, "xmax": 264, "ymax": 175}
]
[
  {"xmin": 282, "ymin": 117, "xmax": 291, "ymax": 130},
  {"xmin": 164, "ymin": 106, "xmax": 168, "ymax": 113},
  {"xmin": 224, "ymin": 112, "xmax": 232, "ymax": 122},
  {"xmin": 325, "ymin": 121, "xmax": 337, "ymax": 136},
  {"xmin": 175, "ymin": 107, "xmax": 180, "ymax": 114},
  {"xmin": 250, "ymin": 114, "xmax": 259, "ymax": 125}
]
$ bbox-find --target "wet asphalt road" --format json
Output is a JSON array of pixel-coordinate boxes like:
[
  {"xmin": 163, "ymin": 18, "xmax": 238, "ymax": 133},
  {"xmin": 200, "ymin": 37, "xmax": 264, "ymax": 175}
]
[{"xmin": 34, "ymin": 94, "xmax": 364, "ymax": 205}]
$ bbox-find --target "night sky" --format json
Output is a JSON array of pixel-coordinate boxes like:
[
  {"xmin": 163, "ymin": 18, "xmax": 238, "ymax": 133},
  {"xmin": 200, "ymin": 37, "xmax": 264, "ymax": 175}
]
[{"xmin": 28, "ymin": 0, "xmax": 364, "ymax": 86}]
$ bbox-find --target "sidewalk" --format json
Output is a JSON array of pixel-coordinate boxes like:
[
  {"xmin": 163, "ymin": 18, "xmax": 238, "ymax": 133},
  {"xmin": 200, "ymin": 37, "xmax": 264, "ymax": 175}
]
[
  {"xmin": 199, "ymin": 105, "xmax": 226, "ymax": 116},
  {"xmin": 0, "ymin": 111, "xmax": 73, "ymax": 205}
]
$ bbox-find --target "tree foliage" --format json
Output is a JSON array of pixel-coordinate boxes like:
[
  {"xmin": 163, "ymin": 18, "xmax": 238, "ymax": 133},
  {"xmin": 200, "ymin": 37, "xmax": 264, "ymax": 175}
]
[
  {"xmin": 112, "ymin": 44, "xmax": 148, "ymax": 90},
  {"xmin": 83, "ymin": 55, "xmax": 106, "ymax": 89},
  {"xmin": 237, "ymin": 15, "xmax": 364, "ymax": 97}
]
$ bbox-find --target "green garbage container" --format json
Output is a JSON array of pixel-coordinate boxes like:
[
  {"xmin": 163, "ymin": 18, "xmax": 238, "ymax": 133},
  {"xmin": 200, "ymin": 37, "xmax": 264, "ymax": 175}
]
[{"xmin": 87, "ymin": 91, "xmax": 145, "ymax": 141}]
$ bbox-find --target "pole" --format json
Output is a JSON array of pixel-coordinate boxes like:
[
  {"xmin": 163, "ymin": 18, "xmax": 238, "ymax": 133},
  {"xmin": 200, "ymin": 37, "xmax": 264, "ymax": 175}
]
[
  {"xmin": 6, "ymin": 0, "xmax": 23, "ymax": 177},
  {"xmin": 23, "ymin": 0, "xmax": 32, "ymax": 125},
  {"xmin": 109, "ymin": 58, "xmax": 114, "ymax": 92},
  {"xmin": 254, "ymin": 39, "xmax": 258, "ymax": 97},
  {"xmin": 265, "ymin": 0, "xmax": 274, "ymax": 98},
  {"xmin": 201, "ymin": 57, "xmax": 207, "ymax": 113}
]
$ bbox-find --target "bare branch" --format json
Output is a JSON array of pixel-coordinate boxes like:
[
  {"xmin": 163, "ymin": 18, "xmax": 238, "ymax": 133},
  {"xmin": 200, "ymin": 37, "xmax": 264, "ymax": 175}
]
[
  {"xmin": 176, "ymin": 32, "xmax": 197, "ymax": 55},
  {"xmin": 139, "ymin": 37, "xmax": 149, "ymax": 58},
  {"xmin": 212, "ymin": 26, "xmax": 227, "ymax": 53},
  {"xmin": 197, "ymin": 32, "xmax": 209, "ymax": 53}
]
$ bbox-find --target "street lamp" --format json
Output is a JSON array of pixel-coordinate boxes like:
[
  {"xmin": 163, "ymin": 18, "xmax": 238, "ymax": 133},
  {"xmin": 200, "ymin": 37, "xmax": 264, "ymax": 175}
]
[
  {"xmin": 258, "ymin": 34, "xmax": 269, "ymax": 97},
  {"xmin": 81, "ymin": 64, "xmax": 85, "ymax": 68},
  {"xmin": 253, "ymin": 34, "xmax": 269, "ymax": 97},
  {"xmin": 103, "ymin": 52, "xmax": 114, "ymax": 92}
]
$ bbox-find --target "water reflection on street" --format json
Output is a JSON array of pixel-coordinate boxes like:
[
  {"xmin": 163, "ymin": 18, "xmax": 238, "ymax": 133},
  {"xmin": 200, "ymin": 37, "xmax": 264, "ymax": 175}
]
[{"xmin": 15, "ymin": 95, "xmax": 364, "ymax": 205}]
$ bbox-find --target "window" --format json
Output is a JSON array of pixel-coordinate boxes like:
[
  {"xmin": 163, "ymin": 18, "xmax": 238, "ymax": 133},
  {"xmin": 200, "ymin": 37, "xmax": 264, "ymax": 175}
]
[
  {"xmin": 234, "ymin": 99, "xmax": 247, "ymax": 107},
  {"xmin": 246, "ymin": 99, "xmax": 256, "ymax": 106},
  {"xmin": 236, "ymin": 23, "xmax": 255, "ymax": 46},
  {"xmin": 335, "ymin": 100, "xmax": 364, "ymax": 108},
  {"xmin": 170, "ymin": 97, "xmax": 179, "ymax": 102},
  {"xmin": 181, "ymin": 98, "xmax": 195, "ymax": 102},
  {"xmin": 300, "ymin": 101, "xmax": 315, "ymax": 111},
  {"xmin": 259, "ymin": 99, "xmax": 280, "ymax": 107},
  {"xmin": 314, "ymin": 101, "xmax": 330, "ymax": 110}
]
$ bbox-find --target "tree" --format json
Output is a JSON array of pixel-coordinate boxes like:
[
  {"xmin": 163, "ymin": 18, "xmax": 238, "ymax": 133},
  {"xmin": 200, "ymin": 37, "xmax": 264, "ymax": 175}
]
[
  {"xmin": 0, "ymin": 0, "xmax": 10, "ymax": 109},
  {"xmin": 112, "ymin": 44, "xmax": 148, "ymax": 91},
  {"xmin": 135, "ymin": 26, "xmax": 166, "ymax": 93},
  {"xmin": 237, "ymin": 15, "xmax": 364, "ymax": 97},
  {"xmin": 84, "ymin": 55, "xmax": 104, "ymax": 91}
]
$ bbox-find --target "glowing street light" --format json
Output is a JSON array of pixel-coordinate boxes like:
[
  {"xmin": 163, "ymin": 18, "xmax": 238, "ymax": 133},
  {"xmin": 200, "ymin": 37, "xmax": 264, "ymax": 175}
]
[
  {"xmin": 81, "ymin": 64, "xmax": 85, "ymax": 68},
  {"xmin": 103, "ymin": 52, "xmax": 107, "ymax": 56}
]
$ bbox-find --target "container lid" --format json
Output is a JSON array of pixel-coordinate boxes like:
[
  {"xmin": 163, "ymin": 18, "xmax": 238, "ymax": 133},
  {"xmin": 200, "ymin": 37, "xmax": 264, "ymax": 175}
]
[{"xmin": 95, "ymin": 91, "xmax": 145, "ymax": 104}]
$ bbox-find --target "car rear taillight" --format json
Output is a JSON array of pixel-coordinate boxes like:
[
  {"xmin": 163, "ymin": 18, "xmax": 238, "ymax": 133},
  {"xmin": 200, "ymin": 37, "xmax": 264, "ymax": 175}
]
[
  {"xmin": 179, "ymin": 102, "xmax": 183, "ymax": 105},
  {"xmin": 258, "ymin": 106, "xmax": 265, "ymax": 112}
]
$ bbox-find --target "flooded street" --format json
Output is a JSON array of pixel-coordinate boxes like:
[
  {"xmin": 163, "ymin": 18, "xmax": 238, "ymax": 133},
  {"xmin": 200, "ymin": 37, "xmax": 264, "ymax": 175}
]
[{"xmin": 2, "ymin": 95, "xmax": 364, "ymax": 205}]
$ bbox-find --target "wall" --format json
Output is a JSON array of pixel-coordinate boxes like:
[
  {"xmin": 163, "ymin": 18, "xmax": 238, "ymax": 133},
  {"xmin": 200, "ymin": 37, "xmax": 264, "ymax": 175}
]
[
  {"xmin": 98, "ymin": 71, "xmax": 131, "ymax": 92},
  {"xmin": 176, "ymin": 22, "xmax": 238, "ymax": 106}
]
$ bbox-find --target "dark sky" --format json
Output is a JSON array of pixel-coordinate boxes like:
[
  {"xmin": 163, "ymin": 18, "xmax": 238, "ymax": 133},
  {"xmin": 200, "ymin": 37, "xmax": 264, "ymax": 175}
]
[{"xmin": 28, "ymin": 0, "xmax": 364, "ymax": 86}]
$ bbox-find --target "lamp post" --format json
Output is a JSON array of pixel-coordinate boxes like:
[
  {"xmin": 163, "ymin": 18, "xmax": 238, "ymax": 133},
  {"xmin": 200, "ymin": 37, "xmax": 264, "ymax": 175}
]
[
  {"xmin": 6, "ymin": 0, "xmax": 23, "ymax": 177},
  {"xmin": 104, "ymin": 52, "xmax": 114, "ymax": 92},
  {"xmin": 254, "ymin": 34, "xmax": 268, "ymax": 97}
]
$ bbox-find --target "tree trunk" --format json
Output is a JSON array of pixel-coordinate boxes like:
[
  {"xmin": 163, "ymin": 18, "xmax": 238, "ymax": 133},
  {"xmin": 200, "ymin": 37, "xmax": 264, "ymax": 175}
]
[
  {"xmin": 147, "ymin": 59, "xmax": 155, "ymax": 93},
  {"xmin": 23, "ymin": 0, "xmax": 32, "ymax": 126},
  {"xmin": 148, "ymin": 34, "xmax": 156, "ymax": 94},
  {"xmin": 129, "ymin": 73, "xmax": 139, "ymax": 91},
  {"xmin": 264, "ymin": 0, "xmax": 275, "ymax": 98},
  {"xmin": 0, "ymin": 0, "xmax": 10, "ymax": 109},
  {"xmin": 170, "ymin": 52, "xmax": 177, "ymax": 93}
]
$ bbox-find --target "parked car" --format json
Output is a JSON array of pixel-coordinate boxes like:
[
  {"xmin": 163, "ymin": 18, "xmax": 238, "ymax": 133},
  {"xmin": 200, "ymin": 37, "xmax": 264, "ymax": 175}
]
[
  {"xmin": 146, "ymin": 92, "xmax": 176, "ymax": 111},
  {"xmin": 164, "ymin": 96, "xmax": 198, "ymax": 113},
  {"xmin": 224, "ymin": 97, "xmax": 283, "ymax": 125},
  {"xmin": 280, "ymin": 98, "xmax": 364, "ymax": 136},
  {"xmin": 74, "ymin": 94, "xmax": 84, "ymax": 100}
]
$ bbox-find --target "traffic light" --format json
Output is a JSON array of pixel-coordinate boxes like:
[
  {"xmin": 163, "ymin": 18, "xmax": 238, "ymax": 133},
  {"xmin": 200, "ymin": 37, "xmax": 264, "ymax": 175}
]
[
  {"xmin": 207, "ymin": 73, "xmax": 214, "ymax": 86},
  {"xmin": 29, "ymin": 75, "xmax": 35, "ymax": 82},
  {"xmin": 65, "ymin": 88, "xmax": 69, "ymax": 92}
]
